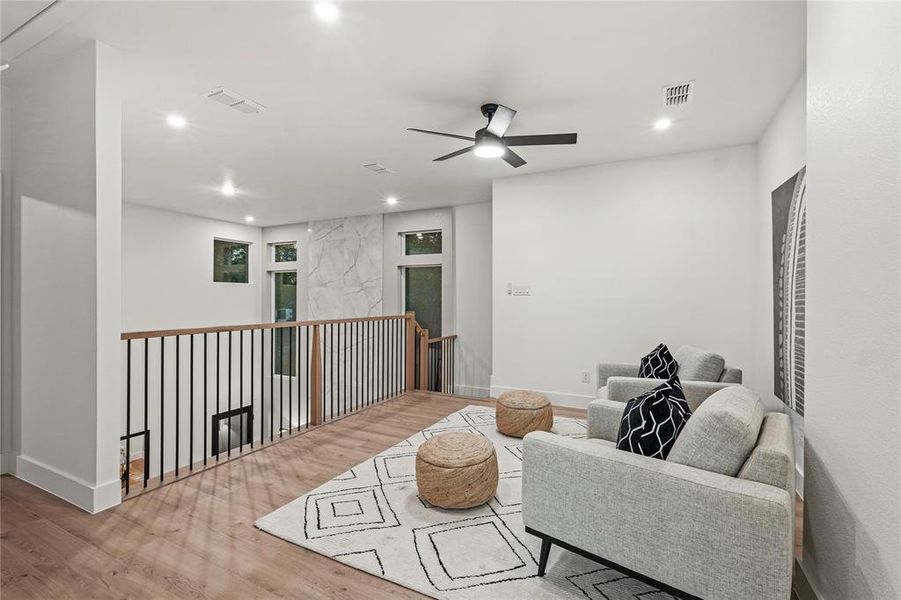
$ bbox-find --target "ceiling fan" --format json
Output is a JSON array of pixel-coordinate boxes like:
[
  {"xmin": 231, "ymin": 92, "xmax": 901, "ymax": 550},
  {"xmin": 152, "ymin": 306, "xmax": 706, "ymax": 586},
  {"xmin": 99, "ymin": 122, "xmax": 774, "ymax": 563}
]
[{"xmin": 407, "ymin": 103, "xmax": 577, "ymax": 168}]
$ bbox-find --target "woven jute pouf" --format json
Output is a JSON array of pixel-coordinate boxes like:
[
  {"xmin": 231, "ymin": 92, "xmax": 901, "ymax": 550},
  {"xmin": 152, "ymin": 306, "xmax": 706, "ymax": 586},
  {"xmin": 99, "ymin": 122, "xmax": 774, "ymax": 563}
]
[
  {"xmin": 496, "ymin": 390, "xmax": 553, "ymax": 438},
  {"xmin": 415, "ymin": 432, "xmax": 498, "ymax": 509}
]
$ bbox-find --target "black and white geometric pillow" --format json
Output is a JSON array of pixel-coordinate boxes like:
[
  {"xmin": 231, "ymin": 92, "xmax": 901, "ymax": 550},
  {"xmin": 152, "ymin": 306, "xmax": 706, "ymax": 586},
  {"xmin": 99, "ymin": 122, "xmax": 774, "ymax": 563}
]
[
  {"xmin": 615, "ymin": 376, "xmax": 691, "ymax": 460},
  {"xmin": 638, "ymin": 343, "xmax": 679, "ymax": 379}
]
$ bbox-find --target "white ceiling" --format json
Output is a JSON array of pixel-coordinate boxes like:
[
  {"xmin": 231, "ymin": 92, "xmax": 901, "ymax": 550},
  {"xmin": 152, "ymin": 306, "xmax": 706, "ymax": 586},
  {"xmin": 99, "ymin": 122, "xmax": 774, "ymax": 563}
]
[{"xmin": 3, "ymin": 1, "xmax": 805, "ymax": 226}]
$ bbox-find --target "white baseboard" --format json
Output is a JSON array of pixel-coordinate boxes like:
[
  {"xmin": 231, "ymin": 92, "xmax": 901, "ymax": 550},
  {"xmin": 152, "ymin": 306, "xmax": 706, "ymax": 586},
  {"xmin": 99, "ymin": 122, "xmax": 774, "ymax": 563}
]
[
  {"xmin": 490, "ymin": 385, "xmax": 594, "ymax": 409},
  {"xmin": 15, "ymin": 454, "xmax": 121, "ymax": 514}
]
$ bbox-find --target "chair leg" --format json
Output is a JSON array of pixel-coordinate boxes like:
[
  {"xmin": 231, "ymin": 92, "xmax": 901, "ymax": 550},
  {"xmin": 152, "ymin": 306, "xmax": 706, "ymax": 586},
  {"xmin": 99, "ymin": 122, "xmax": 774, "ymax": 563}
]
[{"xmin": 537, "ymin": 537, "xmax": 552, "ymax": 576}]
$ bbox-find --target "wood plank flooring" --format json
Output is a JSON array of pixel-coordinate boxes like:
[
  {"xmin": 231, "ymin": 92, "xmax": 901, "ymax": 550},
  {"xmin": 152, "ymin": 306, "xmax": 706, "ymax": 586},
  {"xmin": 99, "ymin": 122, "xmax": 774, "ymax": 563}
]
[{"xmin": 0, "ymin": 392, "xmax": 802, "ymax": 599}]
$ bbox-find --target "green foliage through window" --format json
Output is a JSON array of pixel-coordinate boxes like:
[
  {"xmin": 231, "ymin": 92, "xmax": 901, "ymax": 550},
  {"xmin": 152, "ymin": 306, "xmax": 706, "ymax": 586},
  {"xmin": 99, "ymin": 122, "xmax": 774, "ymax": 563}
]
[
  {"xmin": 404, "ymin": 231, "xmax": 442, "ymax": 255},
  {"xmin": 214, "ymin": 240, "xmax": 249, "ymax": 283},
  {"xmin": 274, "ymin": 243, "xmax": 297, "ymax": 263}
]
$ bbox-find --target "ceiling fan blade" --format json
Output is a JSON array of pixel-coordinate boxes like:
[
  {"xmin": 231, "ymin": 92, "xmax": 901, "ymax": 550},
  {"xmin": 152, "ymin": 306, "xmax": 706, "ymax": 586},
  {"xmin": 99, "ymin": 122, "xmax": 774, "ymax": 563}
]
[
  {"xmin": 408, "ymin": 128, "xmax": 475, "ymax": 142},
  {"xmin": 502, "ymin": 133, "xmax": 578, "ymax": 146},
  {"xmin": 486, "ymin": 104, "xmax": 516, "ymax": 137},
  {"xmin": 502, "ymin": 148, "xmax": 526, "ymax": 168},
  {"xmin": 434, "ymin": 146, "xmax": 474, "ymax": 161}
]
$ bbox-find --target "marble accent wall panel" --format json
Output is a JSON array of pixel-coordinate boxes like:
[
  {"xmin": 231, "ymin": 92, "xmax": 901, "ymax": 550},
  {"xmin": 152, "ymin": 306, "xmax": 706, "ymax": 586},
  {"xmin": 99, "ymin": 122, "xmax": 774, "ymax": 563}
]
[{"xmin": 308, "ymin": 215, "xmax": 383, "ymax": 320}]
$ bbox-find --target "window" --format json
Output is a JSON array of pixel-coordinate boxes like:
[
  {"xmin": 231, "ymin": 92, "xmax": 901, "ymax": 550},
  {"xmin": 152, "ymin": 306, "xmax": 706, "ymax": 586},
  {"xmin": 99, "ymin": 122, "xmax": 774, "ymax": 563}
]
[
  {"xmin": 213, "ymin": 240, "xmax": 249, "ymax": 283},
  {"xmin": 404, "ymin": 265, "xmax": 441, "ymax": 337},
  {"xmin": 274, "ymin": 242, "xmax": 297, "ymax": 263},
  {"xmin": 273, "ymin": 271, "xmax": 297, "ymax": 322},
  {"xmin": 404, "ymin": 231, "xmax": 442, "ymax": 255},
  {"xmin": 273, "ymin": 271, "xmax": 297, "ymax": 376}
]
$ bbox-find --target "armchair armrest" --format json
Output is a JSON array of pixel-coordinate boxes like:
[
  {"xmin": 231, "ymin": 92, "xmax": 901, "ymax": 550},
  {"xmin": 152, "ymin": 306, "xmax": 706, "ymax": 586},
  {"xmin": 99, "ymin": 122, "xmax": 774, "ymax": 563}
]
[
  {"xmin": 607, "ymin": 376, "xmax": 739, "ymax": 411},
  {"xmin": 596, "ymin": 362, "xmax": 639, "ymax": 387},
  {"xmin": 522, "ymin": 432, "xmax": 793, "ymax": 600},
  {"xmin": 587, "ymin": 398, "xmax": 625, "ymax": 442}
]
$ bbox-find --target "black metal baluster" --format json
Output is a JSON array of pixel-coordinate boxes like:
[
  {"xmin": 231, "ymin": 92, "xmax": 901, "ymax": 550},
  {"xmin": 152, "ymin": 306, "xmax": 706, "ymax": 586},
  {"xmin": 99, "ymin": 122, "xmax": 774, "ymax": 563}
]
[
  {"xmin": 160, "ymin": 336, "xmax": 165, "ymax": 482},
  {"xmin": 270, "ymin": 327, "xmax": 274, "ymax": 442},
  {"xmin": 279, "ymin": 328, "xmax": 284, "ymax": 437},
  {"xmin": 190, "ymin": 334, "xmax": 194, "ymax": 471},
  {"xmin": 260, "ymin": 328, "xmax": 264, "ymax": 444},
  {"xmin": 203, "ymin": 333, "xmax": 208, "ymax": 466},
  {"xmin": 288, "ymin": 326, "xmax": 293, "ymax": 434},
  {"xmin": 240, "ymin": 329, "xmax": 244, "ymax": 452},
  {"xmin": 216, "ymin": 331, "xmax": 220, "ymax": 461},
  {"xmin": 125, "ymin": 339, "xmax": 131, "ymax": 495},
  {"xmin": 228, "ymin": 331, "xmax": 232, "ymax": 457},
  {"xmin": 175, "ymin": 335, "xmax": 180, "ymax": 477},
  {"xmin": 330, "ymin": 323, "xmax": 335, "ymax": 419},
  {"xmin": 250, "ymin": 329, "xmax": 254, "ymax": 449},
  {"xmin": 144, "ymin": 339, "xmax": 149, "ymax": 487}
]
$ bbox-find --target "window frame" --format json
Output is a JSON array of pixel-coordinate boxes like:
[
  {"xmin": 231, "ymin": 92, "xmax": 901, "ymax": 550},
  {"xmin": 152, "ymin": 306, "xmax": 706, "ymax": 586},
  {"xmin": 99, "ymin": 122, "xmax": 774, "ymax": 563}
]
[
  {"xmin": 271, "ymin": 241, "xmax": 298, "ymax": 264},
  {"xmin": 400, "ymin": 229, "xmax": 442, "ymax": 257},
  {"xmin": 212, "ymin": 237, "xmax": 252, "ymax": 284}
]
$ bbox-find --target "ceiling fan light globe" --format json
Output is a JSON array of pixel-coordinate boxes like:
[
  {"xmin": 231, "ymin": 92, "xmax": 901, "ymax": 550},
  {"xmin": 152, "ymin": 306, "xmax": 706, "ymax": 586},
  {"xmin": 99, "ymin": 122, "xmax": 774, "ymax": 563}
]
[{"xmin": 474, "ymin": 143, "xmax": 505, "ymax": 159}]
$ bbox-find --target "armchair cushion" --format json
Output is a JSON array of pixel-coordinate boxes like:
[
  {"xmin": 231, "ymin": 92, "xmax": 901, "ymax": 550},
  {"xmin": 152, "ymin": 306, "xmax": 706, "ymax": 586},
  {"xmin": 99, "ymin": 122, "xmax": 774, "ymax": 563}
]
[
  {"xmin": 738, "ymin": 413, "xmax": 795, "ymax": 493},
  {"xmin": 587, "ymin": 398, "xmax": 626, "ymax": 442},
  {"xmin": 667, "ymin": 386, "xmax": 764, "ymax": 477},
  {"xmin": 604, "ymin": 377, "xmax": 739, "ymax": 411},
  {"xmin": 615, "ymin": 377, "xmax": 691, "ymax": 460},
  {"xmin": 638, "ymin": 343, "xmax": 679, "ymax": 379},
  {"xmin": 596, "ymin": 362, "xmax": 640, "ymax": 387},
  {"xmin": 673, "ymin": 345, "xmax": 726, "ymax": 381}
]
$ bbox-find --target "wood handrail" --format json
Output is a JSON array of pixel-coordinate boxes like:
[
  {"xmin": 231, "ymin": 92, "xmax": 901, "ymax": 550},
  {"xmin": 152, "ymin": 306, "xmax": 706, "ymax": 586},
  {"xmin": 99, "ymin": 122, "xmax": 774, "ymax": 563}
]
[
  {"xmin": 120, "ymin": 314, "xmax": 409, "ymax": 340},
  {"xmin": 427, "ymin": 334, "xmax": 457, "ymax": 344}
]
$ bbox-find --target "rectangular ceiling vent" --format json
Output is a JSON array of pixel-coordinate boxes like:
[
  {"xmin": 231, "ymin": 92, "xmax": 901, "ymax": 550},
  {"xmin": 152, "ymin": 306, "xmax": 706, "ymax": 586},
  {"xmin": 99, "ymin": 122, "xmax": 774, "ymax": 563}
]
[
  {"xmin": 663, "ymin": 80, "xmax": 694, "ymax": 107},
  {"xmin": 206, "ymin": 87, "xmax": 265, "ymax": 115},
  {"xmin": 362, "ymin": 163, "xmax": 396, "ymax": 175}
]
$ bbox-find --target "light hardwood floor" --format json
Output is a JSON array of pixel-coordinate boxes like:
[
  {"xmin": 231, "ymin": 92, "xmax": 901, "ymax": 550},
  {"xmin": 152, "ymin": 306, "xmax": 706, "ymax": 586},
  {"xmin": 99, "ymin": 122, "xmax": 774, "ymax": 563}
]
[{"xmin": 0, "ymin": 392, "xmax": 802, "ymax": 599}]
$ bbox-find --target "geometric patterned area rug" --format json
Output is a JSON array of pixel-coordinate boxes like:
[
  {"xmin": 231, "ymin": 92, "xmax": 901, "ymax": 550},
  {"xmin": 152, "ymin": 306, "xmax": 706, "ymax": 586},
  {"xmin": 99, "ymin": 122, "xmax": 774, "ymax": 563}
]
[{"xmin": 256, "ymin": 405, "xmax": 672, "ymax": 599}]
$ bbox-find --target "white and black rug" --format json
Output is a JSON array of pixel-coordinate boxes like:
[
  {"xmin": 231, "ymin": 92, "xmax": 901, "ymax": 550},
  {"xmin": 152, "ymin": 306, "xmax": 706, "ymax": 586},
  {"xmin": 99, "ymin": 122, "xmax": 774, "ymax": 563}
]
[{"xmin": 256, "ymin": 405, "xmax": 672, "ymax": 599}]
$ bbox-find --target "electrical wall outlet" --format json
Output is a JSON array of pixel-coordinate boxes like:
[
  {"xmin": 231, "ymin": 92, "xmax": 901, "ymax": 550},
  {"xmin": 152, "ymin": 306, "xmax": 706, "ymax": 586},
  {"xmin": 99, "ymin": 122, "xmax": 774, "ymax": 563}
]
[
  {"xmin": 580, "ymin": 370, "xmax": 591, "ymax": 384},
  {"xmin": 512, "ymin": 285, "xmax": 532, "ymax": 297}
]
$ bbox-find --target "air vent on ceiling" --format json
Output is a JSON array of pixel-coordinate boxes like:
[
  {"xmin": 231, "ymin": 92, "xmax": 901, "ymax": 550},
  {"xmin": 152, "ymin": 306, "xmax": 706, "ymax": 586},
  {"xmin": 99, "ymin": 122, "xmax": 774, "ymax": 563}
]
[
  {"xmin": 362, "ymin": 163, "xmax": 396, "ymax": 175},
  {"xmin": 206, "ymin": 87, "xmax": 266, "ymax": 115},
  {"xmin": 663, "ymin": 80, "xmax": 694, "ymax": 107}
]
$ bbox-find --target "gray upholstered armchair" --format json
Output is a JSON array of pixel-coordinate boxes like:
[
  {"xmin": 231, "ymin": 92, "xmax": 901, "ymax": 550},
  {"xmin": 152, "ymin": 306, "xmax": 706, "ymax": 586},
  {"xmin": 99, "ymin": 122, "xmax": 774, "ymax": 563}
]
[
  {"xmin": 522, "ymin": 385, "xmax": 795, "ymax": 600},
  {"xmin": 597, "ymin": 344, "xmax": 742, "ymax": 403}
]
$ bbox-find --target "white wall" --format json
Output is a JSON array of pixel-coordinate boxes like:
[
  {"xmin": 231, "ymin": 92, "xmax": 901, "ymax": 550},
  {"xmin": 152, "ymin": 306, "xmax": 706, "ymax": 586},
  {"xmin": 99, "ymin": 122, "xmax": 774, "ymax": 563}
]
[
  {"xmin": 10, "ymin": 41, "xmax": 122, "ymax": 512},
  {"xmin": 453, "ymin": 203, "xmax": 492, "ymax": 397},
  {"xmin": 803, "ymin": 3, "xmax": 900, "ymax": 599},
  {"xmin": 756, "ymin": 73, "xmax": 807, "ymax": 494},
  {"xmin": 123, "ymin": 203, "xmax": 262, "ymax": 331},
  {"xmin": 492, "ymin": 145, "xmax": 758, "ymax": 407}
]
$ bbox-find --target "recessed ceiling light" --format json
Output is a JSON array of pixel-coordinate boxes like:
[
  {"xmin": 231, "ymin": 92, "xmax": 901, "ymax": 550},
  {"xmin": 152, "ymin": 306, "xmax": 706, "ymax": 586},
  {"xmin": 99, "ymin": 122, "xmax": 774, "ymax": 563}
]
[
  {"xmin": 654, "ymin": 118, "xmax": 672, "ymax": 131},
  {"xmin": 221, "ymin": 181, "xmax": 237, "ymax": 196},
  {"xmin": 314, "ymin": 2, "xmax": 339, "ymax": 22},
  {"xmin": 166, "ymin": 114, "xmax": 187, "ymax": 129},
  {"xmin": 307, "ymin": 227, "xmax": 313, "ymax": 233},
  {"xmin": 244, "ymin": 215, "xmax": 255, "ymax": 223},
  {"xmin": 385, "ymin": 196, "xmax": 398, "ymax": 206},
  {"xmin": 0, "ymin": 64, "xmax": 9, "ymax": 72}
]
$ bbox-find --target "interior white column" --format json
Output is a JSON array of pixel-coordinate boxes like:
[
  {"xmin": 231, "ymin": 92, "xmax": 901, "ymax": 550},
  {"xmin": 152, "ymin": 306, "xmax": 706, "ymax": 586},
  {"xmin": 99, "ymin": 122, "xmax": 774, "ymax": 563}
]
[
  {"xmin": 9, "ymin": 40, "xmax": 122, "ymax": 513},
  {"xmin": 804, "ymin": 2, "xmax": 900, "ymax": 598}
]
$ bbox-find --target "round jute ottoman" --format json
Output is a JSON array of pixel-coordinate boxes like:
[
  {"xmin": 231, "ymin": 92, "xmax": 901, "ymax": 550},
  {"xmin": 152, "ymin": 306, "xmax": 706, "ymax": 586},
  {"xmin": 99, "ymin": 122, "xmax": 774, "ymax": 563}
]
[
  {"xmin": 415, "ymin": 432, "xmax": 498, "ymax": 509},
  {"xmin": 496, "ymin": 390, "xmax": 553, "ymax": 438}
]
